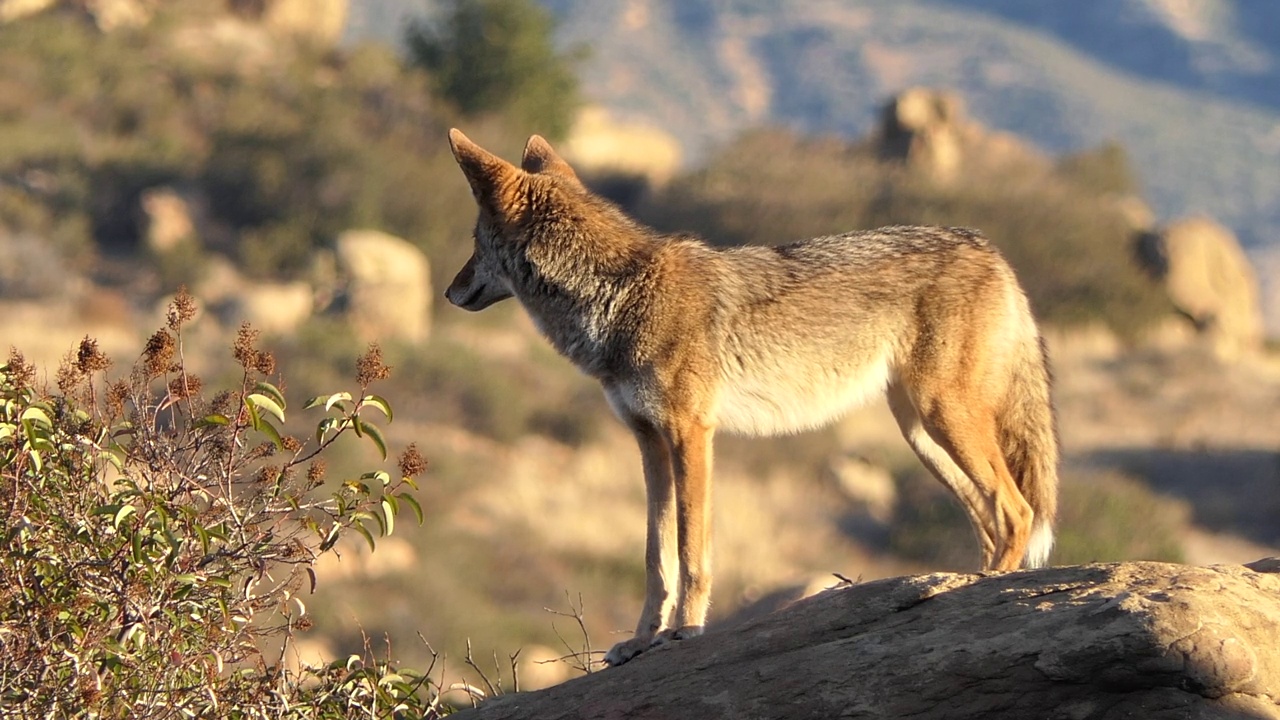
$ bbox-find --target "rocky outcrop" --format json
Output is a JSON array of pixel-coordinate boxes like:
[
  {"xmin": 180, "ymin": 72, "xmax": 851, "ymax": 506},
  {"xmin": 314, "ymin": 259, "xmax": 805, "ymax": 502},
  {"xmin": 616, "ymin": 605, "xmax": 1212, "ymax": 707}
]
[
  {"xmin": 1137, "ymin": 216, "xmax": 1265, "ymax": 357},
  {"xmin": 562, "ymin": 106, "xmax": 684, "ymax": 187},
  {"xmin": 3, "ymin": 0, "xmax": 347, "ymax": 45},
  {"xmin": 456, "ymin": 560, "xmax": 1280, "ymax": 720},
  {"xmin": 878, "ymin": 87, "xmax": 1049, "ymax": 182},
  {"xmin": 332, "ymin": 229, "xmax": 432, "ymax": 344}
]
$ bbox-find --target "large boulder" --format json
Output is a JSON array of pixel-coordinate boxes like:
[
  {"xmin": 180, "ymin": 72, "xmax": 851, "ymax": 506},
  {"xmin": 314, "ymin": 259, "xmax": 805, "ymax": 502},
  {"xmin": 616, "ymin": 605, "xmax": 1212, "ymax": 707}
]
[
  {"xmin": 1138, "ymin": 216, "xmax": 1265, "ymax": 357},
  {"xmin": 455, "ymin": 560, "xmax": 1280, "ymax": 720},
  {"xmin": 878, "ymin": 87, "xmax": 1048, "ymax": 182},
  {"xmin": 332, "ymin": 229, "xmax": 432, "ymax": 344}
]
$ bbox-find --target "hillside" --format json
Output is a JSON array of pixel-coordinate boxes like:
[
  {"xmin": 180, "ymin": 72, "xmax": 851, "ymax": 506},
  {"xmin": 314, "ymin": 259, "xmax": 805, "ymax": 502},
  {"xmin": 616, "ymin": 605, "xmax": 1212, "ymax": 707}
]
[
  {"xmin": 932, "ymin": 0, "xmax": 1280, "ymax": 110},
  {"xmin": 3, "ymin": 2, "xmax": 1279, "ymax": 709},
  {"xmin": 346, "ymin": 0, "xmax": 1280, "ymax": 254}
]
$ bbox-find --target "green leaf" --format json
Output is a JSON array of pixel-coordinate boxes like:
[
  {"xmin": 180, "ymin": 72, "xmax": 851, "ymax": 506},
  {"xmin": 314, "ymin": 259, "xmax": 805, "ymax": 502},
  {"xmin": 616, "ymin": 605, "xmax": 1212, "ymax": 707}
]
[
  {"xmin": 19, "ymin": 406, "xmax": 51, "ymax": 427},
  {"xmin": 303, "ymin": 395, "xmax": 326, "ymax": 410},
  {"xmin": 315, "ymin": 416, "xmax": 339, "ymax": 445},
  {"xmin": 254, "ymin": 381, "xmax": 287, "ymax": 410},
  {"xmin": 361, "ymin": 394, "xmax": 393, "ymax": 423},
  {"xmin": 319, "ymin": 523, "xmax": 341, "ymax": 551},
  {"xmin": 351, "ymin": 414, "xmax": 364, "ymax": 438},
  {"xmin": 399, "ymin": 493, "xmax": 424, "ymax": 525},
  {"xmin": 362, "ymin": 421, "xmax": 387, "ymax": 460},
  {"xmin": 352, "ymin": 521, "xmax": 376, "ymax": 552},
  {"xmin": 243, "ymin": 398, "xmax": 261, "ymax": 431},
  {"xmin": 103, "ymin": 444, "xmax": 127, "ymax": 472},
  {"xmin": 361, "ymin": 470, "xmax": 392, "ymax": 486},
  {"xmin": 370, "ymin": 506, "xmax": 387, "ymax": 536},
  {"xmin": 246, "ymin": 393, "xmax": 285, "ymax": 424},
  {"xmin": 381, "ymin": 498, "xmax": 395, "ymax": 537},
  {"xmin": 325, "ymin": 392, "xmax": 352, "ymax": 412},
  {"xmin": 256, "ymin": 417, "xmax": 284, "ymax": 450},
  {"xmin": 196, "ymin": 414, "xmax": 230, "ymax": 428}
]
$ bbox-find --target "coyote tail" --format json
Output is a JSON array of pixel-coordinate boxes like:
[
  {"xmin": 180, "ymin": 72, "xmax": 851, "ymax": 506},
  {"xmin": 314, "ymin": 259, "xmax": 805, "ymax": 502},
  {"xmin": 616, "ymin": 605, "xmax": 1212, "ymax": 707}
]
[{"xmin": 1001, "ymin": 336, "xmax": 1060, "ymax": 568}]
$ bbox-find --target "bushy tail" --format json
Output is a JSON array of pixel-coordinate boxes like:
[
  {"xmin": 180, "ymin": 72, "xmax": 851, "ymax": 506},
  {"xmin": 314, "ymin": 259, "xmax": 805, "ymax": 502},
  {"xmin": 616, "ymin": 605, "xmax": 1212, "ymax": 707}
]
[{"xmin": 1000, "ymin": 335, "xmax": 1060, "ymax": 568}]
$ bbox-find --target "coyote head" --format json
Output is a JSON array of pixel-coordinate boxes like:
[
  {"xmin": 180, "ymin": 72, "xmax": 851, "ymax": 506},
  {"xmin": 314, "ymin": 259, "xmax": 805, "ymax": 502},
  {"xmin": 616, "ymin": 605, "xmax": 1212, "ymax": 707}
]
[{"xmin": 444, "ymin": 129, "xmax": 583, "ymax": 312}]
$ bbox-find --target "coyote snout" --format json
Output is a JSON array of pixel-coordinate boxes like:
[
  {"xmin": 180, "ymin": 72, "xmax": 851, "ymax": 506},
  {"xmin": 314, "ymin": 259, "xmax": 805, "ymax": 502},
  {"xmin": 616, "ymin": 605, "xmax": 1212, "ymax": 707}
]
[
  {"xmin": 444, "ymin": 251, "xmax": 511, "ymax": 311},
  {"xmin": 443, "ymin": 128, "xmax": 1059, "ymax": 668}
]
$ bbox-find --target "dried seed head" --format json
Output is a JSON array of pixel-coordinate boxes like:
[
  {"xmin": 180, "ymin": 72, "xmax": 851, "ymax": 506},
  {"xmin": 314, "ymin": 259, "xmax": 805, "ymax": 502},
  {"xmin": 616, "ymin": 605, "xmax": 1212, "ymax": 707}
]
[
  {"xmin": 76, "ymin": 336, "xmax": 111, "ymax": 374},
  {"xmin": 106, "ymin": 379, "xmax": 130, "ymax": 415},
  {"xmin": 254, "ymin": 350, "xmax": 276, "ymax": 377},
  {"xmin": 356, "ymin": 343, "xmax": 391, "ymax": 388},
  {"xmin": 281, "ymin": 435, "xmax": 302, "ymax": 453},
  {"xmin": 143, "ymin": 330, "xmax": 176, "ymax": 379},
  {"xmin": 167, "ymin": 286, "xmax": 198, "ymax": 330},
  {"xmin": 233, "ymin": 323, "xmax": 260, "ymax": 371},
  {"xmin": 256, "ymin": 464, "xmax": 282, "ymax": 485},
  {"xmin": 4, "ymin": 349, "xmax": 35, "ymax": 390},
  {"xmin": 398, "ymin": 443, "xmax": 427, "ymax": 478},
  {"xmin": 306, "ymin": 459, "xmax": 327, "ymax": 485},
  {"xmin": 211, "ymin": 390, "xmax": 234, "ymax": 415},
  {"xmin": 56, "ymin": 352, "xmax": 84, "ymax": 395},
  {"xmin": 167, "ymin": 374, "xmax": 202, "ymax": 400}
]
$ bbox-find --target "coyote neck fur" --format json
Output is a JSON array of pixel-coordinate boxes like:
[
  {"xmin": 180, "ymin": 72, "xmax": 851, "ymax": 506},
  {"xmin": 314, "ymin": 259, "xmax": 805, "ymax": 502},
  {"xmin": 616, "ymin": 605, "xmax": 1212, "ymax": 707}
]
[{"xmin": 514, "ymin": 200, "xmax": 668, "ymax": 379}]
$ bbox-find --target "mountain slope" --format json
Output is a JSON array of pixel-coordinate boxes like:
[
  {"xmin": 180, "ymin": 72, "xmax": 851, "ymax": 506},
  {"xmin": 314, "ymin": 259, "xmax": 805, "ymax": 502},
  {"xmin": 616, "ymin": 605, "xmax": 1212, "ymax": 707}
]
[{"xmin": 344, "ymin": 0, "xmax": 1280, "ymax": 251}]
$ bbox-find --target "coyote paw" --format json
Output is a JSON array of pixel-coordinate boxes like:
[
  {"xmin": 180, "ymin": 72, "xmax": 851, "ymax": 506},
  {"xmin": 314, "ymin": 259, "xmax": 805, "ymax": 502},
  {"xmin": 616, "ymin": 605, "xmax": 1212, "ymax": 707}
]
[
  {"xmin": 603, "ymin": 637, "xmax": 652, "ymax": 667},
  {"xmin": 651, "ymin": 625, "xmax": 704, "ymax": 647}
]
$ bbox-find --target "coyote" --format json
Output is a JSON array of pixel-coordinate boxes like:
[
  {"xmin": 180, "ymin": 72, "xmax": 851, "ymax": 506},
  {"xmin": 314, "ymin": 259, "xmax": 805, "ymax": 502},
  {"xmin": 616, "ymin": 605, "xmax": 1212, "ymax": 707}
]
[{"xmin": 444, "ymin": 129, "xmax": 1059, "ymax": 667}]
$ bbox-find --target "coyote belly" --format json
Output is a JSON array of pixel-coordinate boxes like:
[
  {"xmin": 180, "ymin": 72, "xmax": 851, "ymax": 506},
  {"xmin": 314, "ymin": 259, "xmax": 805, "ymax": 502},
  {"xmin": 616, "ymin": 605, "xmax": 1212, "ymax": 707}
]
[
  {"xmin": 443, "ymin": 129, "xmax": 1060, "ymax": 668},
  {"xmin": 714, "ymin": 343, "xmax": 895, "ymax": 436}
]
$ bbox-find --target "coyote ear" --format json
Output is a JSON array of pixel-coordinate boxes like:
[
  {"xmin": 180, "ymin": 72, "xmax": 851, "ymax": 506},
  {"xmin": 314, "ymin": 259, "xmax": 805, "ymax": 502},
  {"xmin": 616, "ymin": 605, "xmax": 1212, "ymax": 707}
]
[
  {"xmin": 521, "ymin": 135, "xmax": 582, "ymax": 185},
  {"xmin": 449, "ymin": 128, "xmax": 519, "ymax": 201}
]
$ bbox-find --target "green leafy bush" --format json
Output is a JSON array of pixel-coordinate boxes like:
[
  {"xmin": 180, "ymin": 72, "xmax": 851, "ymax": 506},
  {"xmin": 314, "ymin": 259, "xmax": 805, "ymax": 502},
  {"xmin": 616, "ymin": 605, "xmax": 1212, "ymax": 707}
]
[
  {"xmin": 406, "ymin": 0, "xmax": 582, "ymax": 138},
  {"xmin": 0, "ymin": 290, "xmax": 444, "ymax": 718},
  {"xmin": 0, "ymin": 13, "xmax": 481, "ymax": 286}
]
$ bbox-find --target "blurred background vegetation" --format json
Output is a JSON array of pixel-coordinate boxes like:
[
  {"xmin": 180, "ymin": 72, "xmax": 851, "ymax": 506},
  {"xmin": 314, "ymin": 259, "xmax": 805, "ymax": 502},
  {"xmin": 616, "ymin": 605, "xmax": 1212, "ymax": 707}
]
[{"xmin": 1, "ymin": 0, "xmax": 1277, "ymax": 704}]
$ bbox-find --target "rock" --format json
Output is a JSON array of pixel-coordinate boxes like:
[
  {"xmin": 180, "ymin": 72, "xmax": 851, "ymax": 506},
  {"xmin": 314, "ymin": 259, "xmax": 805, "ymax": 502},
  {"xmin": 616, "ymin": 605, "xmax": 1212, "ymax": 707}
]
[
  {"xmin": 139, "ymin": 187, "xmax": 199, "ymax": 254},
  {"xmin": 82, "ymin": 0, "xmax": 151, "ymax": 31},
  {"xmin": 877, "ymin": 87, "xmax": 1049, "ymax": 183},
  {"xmin": 0, "ymin": 0, "xmax": 152, "ymax": 29},
  {"xmin": 260, "ymin": 0, "xmax": 348, "ymax": 45},
  {"xmin": 826, "ymin": 455, "xmax": 896, "ymax": 522},
  {"xmin": 1137, "ymin": 216, "xmax": 1265, "ymax": 358},
  {"xmin": 562, "ymin": 106, "xmax": 684, "ymax": 187},
  {"xmin": 0, "ymin": 0, "xmax": 55, "ymax": 22},
  {"xmin": 455, "ymin": 561, "xmax": 1280, "ymax": 720},
  {"xmin": 215, "ymin": 280, "xmax": 313, "ymax": 336},
  {"xmin": 333, "ymin": 229, "xmax": 432, "ymax": 344},
  {"xmin": 880, "ymin": 88, "xmax": 966, "ymax": 181}
]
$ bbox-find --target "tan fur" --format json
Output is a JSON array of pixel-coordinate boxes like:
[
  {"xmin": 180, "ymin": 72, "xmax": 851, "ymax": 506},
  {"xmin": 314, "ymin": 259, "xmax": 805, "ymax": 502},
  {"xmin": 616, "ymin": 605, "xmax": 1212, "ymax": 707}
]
[{"xmin": 444, "ymin": 129, "xmax": 1060, "ymax": 666}]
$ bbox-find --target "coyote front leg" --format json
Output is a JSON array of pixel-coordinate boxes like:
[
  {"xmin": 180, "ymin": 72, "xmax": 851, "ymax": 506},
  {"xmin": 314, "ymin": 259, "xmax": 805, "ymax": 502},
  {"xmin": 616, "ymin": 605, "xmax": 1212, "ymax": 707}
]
[
  {"xmin": 603, "ymin": 414, "xmax": 714, "ymax": 665},
  {"xmin": 604, "ymin": 417, "xmax": 678, "ymax": 667},
  {"xmin": 655, "ymin": 417, "xmax": 714, "ymax": 645}
]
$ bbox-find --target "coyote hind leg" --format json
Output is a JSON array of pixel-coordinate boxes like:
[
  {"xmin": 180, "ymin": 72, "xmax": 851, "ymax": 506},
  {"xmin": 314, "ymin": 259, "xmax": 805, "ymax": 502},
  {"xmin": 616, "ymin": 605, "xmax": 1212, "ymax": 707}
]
[
  {"xmin": 887, "ymin": 384, "xmax": 997, "ymax": 568},
  {"xmin": 889, "ymin": 383, "xmax": 1034, "ymax": 570}
]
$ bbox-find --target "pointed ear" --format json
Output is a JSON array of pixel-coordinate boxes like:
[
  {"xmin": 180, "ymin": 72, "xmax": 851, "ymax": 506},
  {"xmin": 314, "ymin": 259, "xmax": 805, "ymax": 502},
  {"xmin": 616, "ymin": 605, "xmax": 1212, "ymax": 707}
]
[
  {"xmin": 521, "ymin": 135, "xmax": 582, "ymax": 185},
  {"xmin": 449, "ymin": 128, "xmax": 519, "ymax": 200}
]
